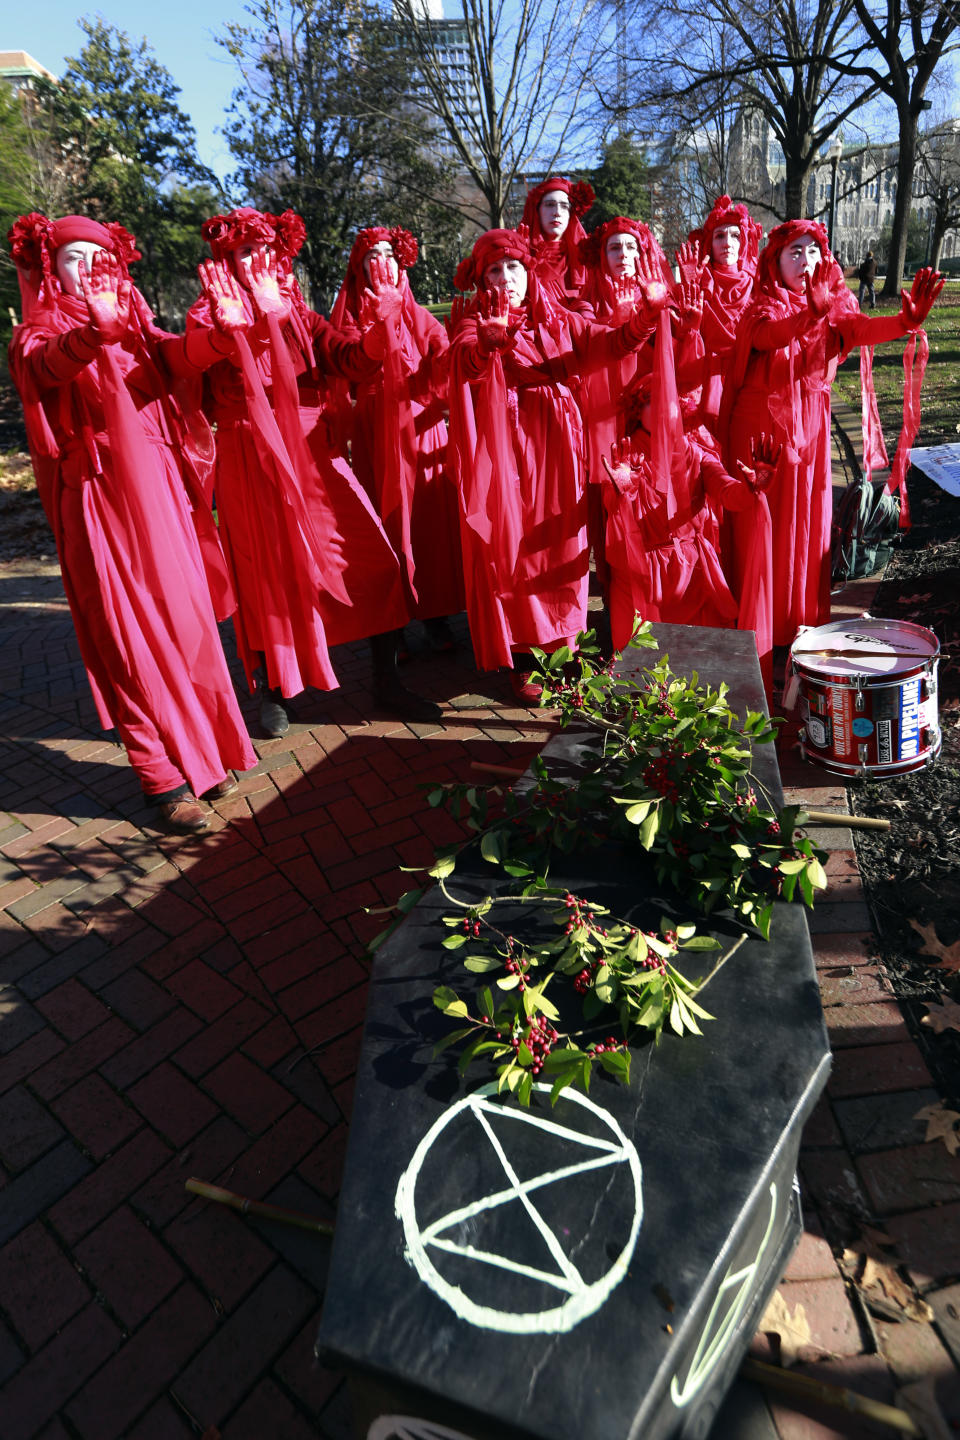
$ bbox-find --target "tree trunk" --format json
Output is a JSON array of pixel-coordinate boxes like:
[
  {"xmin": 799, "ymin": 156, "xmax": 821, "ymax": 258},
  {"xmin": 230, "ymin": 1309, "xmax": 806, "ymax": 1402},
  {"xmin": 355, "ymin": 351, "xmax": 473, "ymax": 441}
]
[
  {"xmin": 931, "ymin": 218, "xmax": 946, "ymax": 271},
  {"xmin": 882, "ymin": 110, "xmax": 917, "ymax": 297}
]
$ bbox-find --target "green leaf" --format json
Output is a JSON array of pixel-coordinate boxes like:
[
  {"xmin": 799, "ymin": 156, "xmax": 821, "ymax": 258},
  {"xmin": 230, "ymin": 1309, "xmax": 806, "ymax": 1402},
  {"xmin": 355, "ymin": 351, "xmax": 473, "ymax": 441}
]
[
  {"xmin": 428, "ymin": 854, "xmax": 456, "ymax": 880},
  {"xmin": 426, "ymin": 788, "xmax": 446, "ymax": 808},
  {"xmin": 639, "ymin": 810, "xmax": 659, "ymax": 850},
  {"xmin": 551, "ymin": 1069, "xmax": 577, "ymax": 1104},
  {"xmin": 433, "ymin": 985, "xmax": 459, "ymax": 1010},
  {"xmin": 624, "ymin": 801, "xmax": 652, "ymax": 825},
  {"xmin": 778, "ymin": 858, "xmax": 807, "ymax": 875},
  {"xmin": 444, "ymin": 998, "xmax": 470, "ymax": 1019},
  {"xmin": 680, "ymin": 934, "xmax": 722, "ymax": 951},
  {"xmin": 464, "ymin": 955, "xmax": 502, "ymax": 973},
  {"xmin": 807, "ymin": 857, "xmax": 828, "ymax": 890},
  {"xmin": 442, "ymin": 933, "xmax": 468, "ymax": 950},
  {"xmin": 396, "ymin": 888, "xmax": 424, "ymax": 914},
  {"xmin": 518, "ymin": 1041, "xmax": 534, "ymax": 1066},
  {"xmin": 598, "ymin": 1049, "xmax": 630, "ymax": 1079},
  {"xmin": 518, "ymin": 1071, "xmax": 534, "ymax": 1106},
  {"xmin": 480, "ymin": 830, "xmax": 503, "ymax": 865},
  {"xmin": 432, "ymin": 1026, "xmax": 474, "ymax": 1057}
]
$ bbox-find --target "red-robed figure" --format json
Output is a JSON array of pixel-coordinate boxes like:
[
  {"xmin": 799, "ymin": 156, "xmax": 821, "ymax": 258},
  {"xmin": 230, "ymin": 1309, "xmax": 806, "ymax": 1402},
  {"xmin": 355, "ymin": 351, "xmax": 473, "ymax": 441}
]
[
  {"xmin": 448, "ymin": 228, "xmax": 665, "ymax": 699},
  {"xmin": 676, "ymin": 194, "xmax": 763, "ymax": 435},
  {"xmin": 719, "ymin": 219, "xmax": 942, "ymax": 693},
  {"xmin": 329, "ymin": 226, "xmax": 464, "ymax": 649},
  {"xmin": 188, "ymin": 207, "xmax": 440, "ymax": 734},
  {"xmin": 520, "ymin": 176, "xmax": 595, "ymax": 309},
  {"xmin": 7, "ymin": 212, "xmax": 256, "ymax": 834}
]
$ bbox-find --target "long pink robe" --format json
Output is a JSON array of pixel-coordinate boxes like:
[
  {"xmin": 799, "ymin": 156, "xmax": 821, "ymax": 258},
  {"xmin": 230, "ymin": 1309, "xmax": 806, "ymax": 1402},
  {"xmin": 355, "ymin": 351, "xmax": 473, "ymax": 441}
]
[
  {"xmin": 10, "ymin": 298, "xmax": 257, "ymax": 797},
  {"xmin": 449, "ymin": 298, "xmax": 650, "ymax": 670},
  {"xmin": 720, "ymin": 286, "xmax": 910, "ymax": 688},
  {"xmin": 331, "ymin": 278, "xmax": 464, "ymax": 621},
  {"xmin": 187, "ymin": 294, "xmax": 408, "ymax": 697}
]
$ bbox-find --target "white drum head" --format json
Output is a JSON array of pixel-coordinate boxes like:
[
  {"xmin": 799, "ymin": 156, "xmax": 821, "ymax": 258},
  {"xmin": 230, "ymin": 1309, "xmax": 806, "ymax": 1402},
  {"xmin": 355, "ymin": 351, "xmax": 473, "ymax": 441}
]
[{"xmin": 791, "ymin": 619, "xmax": 938, "ymax": 679}]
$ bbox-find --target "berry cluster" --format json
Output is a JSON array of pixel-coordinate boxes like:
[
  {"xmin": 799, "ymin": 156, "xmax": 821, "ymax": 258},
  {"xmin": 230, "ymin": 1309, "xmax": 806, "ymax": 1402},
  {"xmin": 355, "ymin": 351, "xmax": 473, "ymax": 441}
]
[{"xmin": 513, "ymin": 1014, "xmax": 560, "ymax": 1075}]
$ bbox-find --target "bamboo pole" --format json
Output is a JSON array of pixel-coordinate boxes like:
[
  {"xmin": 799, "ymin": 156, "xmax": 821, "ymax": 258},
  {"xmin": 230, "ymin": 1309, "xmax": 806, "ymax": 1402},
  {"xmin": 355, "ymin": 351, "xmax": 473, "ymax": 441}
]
[
  {"xmin": 470, "ymin": 761, "xmax": 527, "ymax": 779},
  {"xmin": 185, "ymin": 1178, "xmax": 335, "ymax": 1236},
  {"xmin": 741, "ymin": 1358, "xmax": 922, "ymax": 1436},
  {"xmin": 801, "ymin": 810, "xmax": 891, "ymax": 832}
]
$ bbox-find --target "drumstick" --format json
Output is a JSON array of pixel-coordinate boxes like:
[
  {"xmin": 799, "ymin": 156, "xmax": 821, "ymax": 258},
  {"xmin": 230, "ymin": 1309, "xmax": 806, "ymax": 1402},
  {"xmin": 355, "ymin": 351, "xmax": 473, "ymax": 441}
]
[
  {"xmin": 801, "ymin": 810, "xmax": 890, "ymax": 831},
  {"xmin": 798, "ymin": 646, "xmax": 931, "ymax": 660}
]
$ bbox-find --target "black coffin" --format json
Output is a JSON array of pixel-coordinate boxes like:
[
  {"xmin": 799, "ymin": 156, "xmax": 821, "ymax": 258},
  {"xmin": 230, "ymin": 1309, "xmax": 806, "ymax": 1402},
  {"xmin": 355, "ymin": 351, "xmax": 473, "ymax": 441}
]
[{"xmin": 316, "ymin": 624, "xmax": 831, "ymax": 1440}]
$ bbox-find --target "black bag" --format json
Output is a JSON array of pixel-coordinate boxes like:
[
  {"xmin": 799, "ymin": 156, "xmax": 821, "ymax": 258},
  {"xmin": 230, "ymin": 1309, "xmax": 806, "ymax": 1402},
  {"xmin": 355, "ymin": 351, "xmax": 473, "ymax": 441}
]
[{"xmin": 831, "ymin": 475, "xmax": 901, "ymax": 584}]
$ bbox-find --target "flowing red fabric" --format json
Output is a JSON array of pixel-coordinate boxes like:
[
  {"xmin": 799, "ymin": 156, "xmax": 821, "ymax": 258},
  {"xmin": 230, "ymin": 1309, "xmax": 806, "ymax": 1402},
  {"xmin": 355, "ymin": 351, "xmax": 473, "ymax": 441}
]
[
  {"xmin": 188, "ymin": 283, "xmax": 407, "ymax": 696},
  {"xmin": 859, "ymin": 345, "xmax": 890, "ymax": 485},
  {"xmin": 9, "ymin": 289, "xmax": 256, "ymax": 795},
  {"xmin": 520, "ymin": 177, "xmax": 593, "ymax": 306},
  {"xmin": 719, "ymin": 219, "xmax": 924, "ymax": 694},
  {"xmin": 329, "ymin": 249, "xmax": 463, "ymax": 617},
  {"xmin": 885, "ymin": 330, "xmax": 929, "ymax": 530},
  {"xmin": 603, "ymin": 430, "xmax": 739, "ymax": 650}
]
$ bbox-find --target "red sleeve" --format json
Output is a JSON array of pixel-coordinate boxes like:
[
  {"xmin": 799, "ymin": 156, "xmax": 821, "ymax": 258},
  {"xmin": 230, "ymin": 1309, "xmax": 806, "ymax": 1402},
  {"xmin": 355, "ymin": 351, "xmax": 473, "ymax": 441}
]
[
  {"xmin": 306, "ymin": 310, "xmax": 382, "ymax": 381},
  {"xmin": 158, "ymin": 327, "xmax": 234, "ymax": 377},
  {"xmin": 750, "ymin": 310, "xmax": 818, "ymax": 350},
  {"xmin": 834, "ymin": 311, "xmax": 908, "ymax": 350},
  {"xmin": 23, "ymin": 325, "xmax": 101, "ymax": 384}
]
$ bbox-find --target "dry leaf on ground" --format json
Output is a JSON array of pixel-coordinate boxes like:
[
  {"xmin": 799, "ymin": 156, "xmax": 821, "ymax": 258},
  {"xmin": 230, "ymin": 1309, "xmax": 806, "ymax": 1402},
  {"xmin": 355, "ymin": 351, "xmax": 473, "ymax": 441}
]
[
  {"xmin": 841, "ymin": 1248, "xmax": 934, "ymax": 1324},
  {"xmin": 915, "ymin": 1100, "xmax": 960, "ymax": 1156},
  {"xmin": 757, "ymin": 1289, "xmax": 812, "ymax": 1367},
  {"xmin": 921, "ymin": 998, "xmax": 960, "ymax": 1034},
  {"xmin": 909, "ymin": 919, "xmax": 960, "ymax": 972}
]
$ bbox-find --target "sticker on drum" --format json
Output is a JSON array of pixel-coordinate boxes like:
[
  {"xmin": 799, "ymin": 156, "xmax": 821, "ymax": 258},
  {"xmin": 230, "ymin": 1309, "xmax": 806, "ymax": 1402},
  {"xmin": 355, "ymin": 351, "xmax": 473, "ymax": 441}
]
[{"xmin": 789, "ymin": 618, "xmax": 941, "ymax": 778}]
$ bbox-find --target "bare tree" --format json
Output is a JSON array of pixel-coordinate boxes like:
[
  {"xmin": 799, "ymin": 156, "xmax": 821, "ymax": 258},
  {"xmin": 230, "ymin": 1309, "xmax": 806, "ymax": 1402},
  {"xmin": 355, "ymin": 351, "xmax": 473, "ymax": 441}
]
[
  {"xmin": 848, "ymin": 0, "xmax": 960, "ymax": 295},
  {"xmin": 624, "ymin": 0, "xmax": 878, "ymax": 223},
  {"xmin": 916, "ymin": 121, "xmax": 960, "ymax": 268},
  {"xmin": 391, "ymin": 0, "xmax": 614, "ymax": 228}
]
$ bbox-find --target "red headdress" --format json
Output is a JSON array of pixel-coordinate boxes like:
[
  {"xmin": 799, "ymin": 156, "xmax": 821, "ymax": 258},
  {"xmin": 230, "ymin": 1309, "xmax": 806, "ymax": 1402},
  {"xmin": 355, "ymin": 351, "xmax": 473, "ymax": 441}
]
[
  {"xmin": 330, "ymin": 226, "xmax": 418, "ymax": 328},
  {"xmin": 690, "ymin": 195, "xmax": 762, "ymax": 275},
  {"xmin": 201, "ymin": 206, "xmax": 307, "ymax": 262},
  {"xmin": 8, "ymin": 212, "xmax": 140, "ymax": 323},
  {"xmin": 453, "ymin": 228, "xmax": 534, "ymax": 294},
  {"xmin": 756, "ymin": 219, "xmax": 838, "ymax": 298},
  {"xmin": 578, "ymin": 217, "xmax": 674, "ymax": 316},
  {"xmin": 519, "ymin": 177, "xmax": 594, "ymax": 297}
]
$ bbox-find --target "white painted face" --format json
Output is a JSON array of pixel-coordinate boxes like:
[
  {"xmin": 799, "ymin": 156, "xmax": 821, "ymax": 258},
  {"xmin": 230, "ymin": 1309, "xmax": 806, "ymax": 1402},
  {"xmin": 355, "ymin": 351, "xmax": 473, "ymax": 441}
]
[
  {"xmin": 56, "ymin": 241, "xmax": 107, "ymax": 298},
  {"xmin": 231, "ymin": 240, "xmax": 268, "ymax": 289},
  {"xmin": 605, "ymin": 232, "xmax": 640, "ymax": 278},
  {"xmin": 538, "ymin": 189, "xmax": 571, "ymax": 240},
  {"xmin": 483, "ymin": 258, "xmax": 528, "ymax": 307},
  {"xmin": 362, "ymin": 241, "xmax": 400, "ymax": 287},
  {"xmin": 711, "ymin": 223, "xmax": 741, "ymax": 268},
  {"xmin": 778, "ymin": 232, "xmax": 822, "ymax": 293}
]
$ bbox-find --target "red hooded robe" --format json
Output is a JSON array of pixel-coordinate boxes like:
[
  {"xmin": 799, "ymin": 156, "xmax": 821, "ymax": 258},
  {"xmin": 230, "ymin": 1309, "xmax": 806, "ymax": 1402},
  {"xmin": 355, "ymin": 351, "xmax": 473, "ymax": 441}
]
[
  {"xmin": 7, "ymin": 212, "xmax": 256, "ymax": 798},
  {"xmin": 520, "ymin": 177, "xmax": 595, "ymax": 309},
  {"xmin": 187, "ymin": 208, "xmax": 407, "ymax": 699},
  {"xmin": 329, "ymin": 227, "xmax": 464, "ymax": 621}
]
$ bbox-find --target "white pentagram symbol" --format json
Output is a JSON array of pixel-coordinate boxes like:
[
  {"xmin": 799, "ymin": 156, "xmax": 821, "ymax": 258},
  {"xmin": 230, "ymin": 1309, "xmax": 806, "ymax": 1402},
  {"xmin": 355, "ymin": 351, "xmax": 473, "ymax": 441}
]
[{"xmin": 395, "ymin": 1082, "xmax": 643, "ymax": 1334}]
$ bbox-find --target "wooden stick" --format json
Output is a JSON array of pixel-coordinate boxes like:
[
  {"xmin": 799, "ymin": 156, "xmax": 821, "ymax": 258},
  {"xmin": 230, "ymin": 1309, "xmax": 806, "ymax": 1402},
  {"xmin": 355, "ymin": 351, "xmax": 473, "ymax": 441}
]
[
  {"xmin": 185, "ymin": 1178, "xmax": 335, "ymax": 1236},
  {"xmin": 741, "ymin": 1358, "xmax": 922, "ymax": 1435},
  {"xmin": 801, "ymin": 810, "xmax": 891, "ymax": 831},
  {"xmin": 470, "ymin": 761, "xmax": 527, "ymax": 780}
]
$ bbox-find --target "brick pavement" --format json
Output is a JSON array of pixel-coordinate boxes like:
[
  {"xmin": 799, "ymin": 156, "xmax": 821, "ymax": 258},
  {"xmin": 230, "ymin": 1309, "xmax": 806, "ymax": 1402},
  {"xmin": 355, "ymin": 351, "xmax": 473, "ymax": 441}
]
[{"xmin": 1, "ymin": 553, "xmax": 958, "ymax": 1439}]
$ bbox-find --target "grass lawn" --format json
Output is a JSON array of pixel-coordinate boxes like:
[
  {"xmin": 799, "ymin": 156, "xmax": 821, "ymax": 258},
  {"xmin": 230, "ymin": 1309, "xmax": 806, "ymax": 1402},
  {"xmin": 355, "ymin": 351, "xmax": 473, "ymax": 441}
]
[{"xmin": 831, "ymin": 279, "xmax": 960, "ymax": 448}]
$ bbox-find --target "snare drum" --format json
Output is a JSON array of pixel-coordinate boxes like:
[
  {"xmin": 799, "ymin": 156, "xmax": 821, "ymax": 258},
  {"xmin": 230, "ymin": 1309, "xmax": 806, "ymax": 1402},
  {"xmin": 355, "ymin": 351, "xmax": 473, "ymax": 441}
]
[{"xmin": 788, "ymin": 618, "xmax": 940, "ymax": 777}]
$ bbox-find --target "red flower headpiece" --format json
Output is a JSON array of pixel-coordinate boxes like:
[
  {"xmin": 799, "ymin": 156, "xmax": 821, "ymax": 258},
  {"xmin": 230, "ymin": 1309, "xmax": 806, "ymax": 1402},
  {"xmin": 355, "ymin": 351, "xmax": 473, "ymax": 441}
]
[
  {"xmin": 202, "ymin": 207, "xmax": 278, "ymax": 259},
  {"xmin": 273, "ymin": 209, "xmax": 306, "ymax": 260},
  {"xmin": 524, "ymin": 176, "xmax": 595, "ymax": 220},
  {"xmin": 8, "ymin": 212, "xmax": 55, "ymax": 271},
  {"xmin": 352, "ymin": 226, "xmax": 418, "ymax": 273},
  {"xmin": 453, "ymin": 228, "xmax": 534, "ymax": 293}
]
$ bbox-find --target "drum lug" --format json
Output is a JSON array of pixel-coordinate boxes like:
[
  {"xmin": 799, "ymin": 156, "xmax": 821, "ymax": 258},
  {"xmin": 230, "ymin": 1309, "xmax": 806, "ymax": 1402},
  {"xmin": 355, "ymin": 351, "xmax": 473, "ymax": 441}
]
[
  {"xmin": 922, "ymin": 675, "xmax": 936, "ymax": 700},
  {"xmin": 855, "ymin": 684, "xmax": 865, "ymax": 711},
  {"xmin": 858, "ymin": 743, "xmax": 870, "ymax": 775}
]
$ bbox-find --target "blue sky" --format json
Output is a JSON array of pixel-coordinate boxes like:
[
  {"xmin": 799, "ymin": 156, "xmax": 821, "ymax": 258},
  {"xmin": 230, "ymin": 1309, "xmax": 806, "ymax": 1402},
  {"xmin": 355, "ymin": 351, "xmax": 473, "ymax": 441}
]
[{"xmin": 14, "ymin": 2, "xmax": 253, "ymax": 183}]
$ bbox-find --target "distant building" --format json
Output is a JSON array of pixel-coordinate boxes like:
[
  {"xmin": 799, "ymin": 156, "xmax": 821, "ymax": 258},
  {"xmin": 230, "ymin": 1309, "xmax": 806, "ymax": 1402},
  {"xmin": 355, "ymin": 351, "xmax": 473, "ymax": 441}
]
[{"xmin": 0, "ymin": 49, "xmax": 56, "ymax": 90}]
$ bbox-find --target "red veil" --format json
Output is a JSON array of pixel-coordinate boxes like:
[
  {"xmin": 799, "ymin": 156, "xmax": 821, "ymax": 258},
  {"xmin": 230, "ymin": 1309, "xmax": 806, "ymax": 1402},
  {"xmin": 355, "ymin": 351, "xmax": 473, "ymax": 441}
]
[{"xmin": 520, "ymin": 176, "xmax": 595, "ymax": 304}]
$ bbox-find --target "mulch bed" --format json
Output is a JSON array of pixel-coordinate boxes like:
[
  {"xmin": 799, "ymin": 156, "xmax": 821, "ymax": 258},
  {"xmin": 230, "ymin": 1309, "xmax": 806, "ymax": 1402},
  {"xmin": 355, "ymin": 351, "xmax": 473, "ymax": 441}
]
[{"xmin": 846, "ymin": 465, "xmax": 960, "ymax": 1105}]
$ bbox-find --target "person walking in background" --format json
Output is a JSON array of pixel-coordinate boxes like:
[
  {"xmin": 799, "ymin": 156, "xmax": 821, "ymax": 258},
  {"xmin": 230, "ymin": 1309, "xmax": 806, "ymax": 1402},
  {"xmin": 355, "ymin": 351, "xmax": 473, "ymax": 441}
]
[{"xmin": 858, "ymin": 251, "xmax": 878, "ymax": 309}]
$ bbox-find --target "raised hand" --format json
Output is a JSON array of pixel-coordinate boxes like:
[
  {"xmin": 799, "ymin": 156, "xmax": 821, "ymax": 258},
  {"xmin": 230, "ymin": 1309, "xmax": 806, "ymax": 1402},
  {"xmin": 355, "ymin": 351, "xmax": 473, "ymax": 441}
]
[
  {"xmin": 360, "ymin": 255, "xmax": 402, "ymax": 329},
  {"xmin": 476, "ymin": 285, "xmax": 513, "ymax": 354},
  {"xmin": 675, "ymin": 240, "xmax": 705, "ymax": 288},
  {"xmin": 446, "ymin": 294, "xmax": 468, "ymax": 339},
  {"xmin": 199, "ymin": 259, "xmax": 249, "ymax": 334},
  {"xmin": 803, "ymin": 260, "xmax": 832, "ymax": 318},
  {"xmin": 601, "ymin": 436, "xmax": 650, "ymax": 496},
  {"xmin": 246, "ymin": 245, "xmax": 290, "ymax": 321},
  {"xmin": 634, "ymin": 250, "xmax": 670, "ymax": 322},
  {"xmin": 676, "ymin": 274, "xmax": 703, "ymax": 333},
  {"xmin": 78, "ymin": 251, "xmax": 131, "ymax": 343},
  {"xmin": 735, "ymin": 431, "xmax": 782, "ymax": 493},
  {"xmin": 900, "ymin": 266, "xmax": 945, "ymax": 329},
  {"xmin": 611, "ymin": 274, "xmax": 636, "ymax": 324}
]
